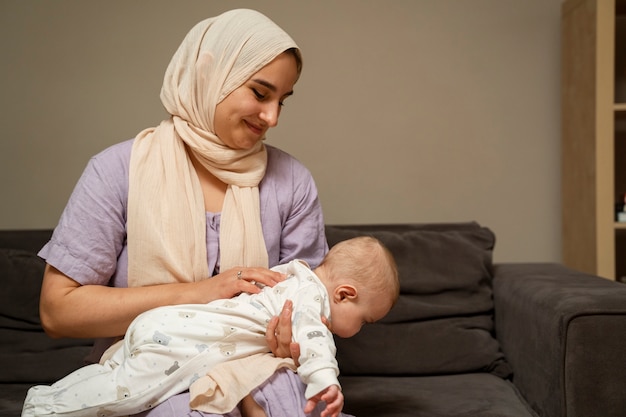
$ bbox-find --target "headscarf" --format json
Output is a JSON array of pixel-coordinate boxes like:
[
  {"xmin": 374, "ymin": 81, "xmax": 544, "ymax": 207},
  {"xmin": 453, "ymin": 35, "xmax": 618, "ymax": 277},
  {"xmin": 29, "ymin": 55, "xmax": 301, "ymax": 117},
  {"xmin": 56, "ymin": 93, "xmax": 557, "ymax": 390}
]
[{"xmin": 127, "ymin": 9, "xmax": 300, "ymax": 286}]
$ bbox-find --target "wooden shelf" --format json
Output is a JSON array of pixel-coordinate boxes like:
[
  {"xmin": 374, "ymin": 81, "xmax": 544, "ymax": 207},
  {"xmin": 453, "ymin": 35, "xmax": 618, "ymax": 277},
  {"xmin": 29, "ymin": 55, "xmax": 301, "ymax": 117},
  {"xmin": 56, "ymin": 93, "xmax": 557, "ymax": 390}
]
[{"xmin": 562, "ymin": 0, "xmax": 621, "ymax": 280}]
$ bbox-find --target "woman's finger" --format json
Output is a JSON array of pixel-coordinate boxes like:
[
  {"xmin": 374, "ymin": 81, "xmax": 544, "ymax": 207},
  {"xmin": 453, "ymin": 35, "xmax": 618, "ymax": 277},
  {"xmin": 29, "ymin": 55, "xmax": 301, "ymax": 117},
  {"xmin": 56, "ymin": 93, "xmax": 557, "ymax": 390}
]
[
  {"xmin": 289, "ymin": 342, "xmax": 301, "ymax": 365},
  {"xmin": 266, "ymin": 300, "xmax": 294, "ymax": 358},
  {"xmin": 233, "ymin": 267, "xmax": 285, "ymax": 288},
  {"xmin": 266, "ymin": 316, "xmax": 280, "ymax": 353}
]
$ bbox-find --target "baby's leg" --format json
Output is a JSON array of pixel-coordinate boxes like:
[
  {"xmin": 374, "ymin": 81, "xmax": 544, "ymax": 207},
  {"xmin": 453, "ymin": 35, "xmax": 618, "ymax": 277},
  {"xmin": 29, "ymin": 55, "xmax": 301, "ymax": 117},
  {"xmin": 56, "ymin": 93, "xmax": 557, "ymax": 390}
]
[
  {"xmin": 22, "ymin": 361, "xmax": 117, "ymax": 417},
  {"xmin": 22, "ymin": 307, "xmax": 213, "ymax": 417},
  {"xmin": 23, "ymin": 303, "xmax": 266, "ymax": 417}
]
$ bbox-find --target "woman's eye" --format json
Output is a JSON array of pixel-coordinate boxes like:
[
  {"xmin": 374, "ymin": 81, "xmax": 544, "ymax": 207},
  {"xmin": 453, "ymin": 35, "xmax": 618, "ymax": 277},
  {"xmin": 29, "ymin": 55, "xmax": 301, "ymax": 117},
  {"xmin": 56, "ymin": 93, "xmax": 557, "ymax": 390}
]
[{"xmin": 252, "ymin": 88, "xmax": 265, "ymax": 100}]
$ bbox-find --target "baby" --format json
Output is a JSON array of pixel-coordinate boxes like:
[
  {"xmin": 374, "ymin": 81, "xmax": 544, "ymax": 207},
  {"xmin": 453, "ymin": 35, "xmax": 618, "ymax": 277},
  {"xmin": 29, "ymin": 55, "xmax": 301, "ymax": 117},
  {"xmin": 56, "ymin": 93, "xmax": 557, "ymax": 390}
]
[{"xmin": 22, "ymin": 236, "xmax": 399, "ymax": 417}]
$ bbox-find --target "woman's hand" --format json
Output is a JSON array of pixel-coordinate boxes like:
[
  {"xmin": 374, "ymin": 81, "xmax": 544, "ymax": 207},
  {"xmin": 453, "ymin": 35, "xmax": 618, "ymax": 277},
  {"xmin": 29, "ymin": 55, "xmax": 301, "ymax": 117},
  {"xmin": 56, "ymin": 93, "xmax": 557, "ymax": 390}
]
[
  {"xmin": 194, "ymin": 266, "xmax": 285, "ymax": 301},
  {"xmin": 266, "ymin": 300, "xmax": 301, "ymax": 361},
  {"xmin": 266, "ymin": 300, "xmax": 331, "ymax": 364}
]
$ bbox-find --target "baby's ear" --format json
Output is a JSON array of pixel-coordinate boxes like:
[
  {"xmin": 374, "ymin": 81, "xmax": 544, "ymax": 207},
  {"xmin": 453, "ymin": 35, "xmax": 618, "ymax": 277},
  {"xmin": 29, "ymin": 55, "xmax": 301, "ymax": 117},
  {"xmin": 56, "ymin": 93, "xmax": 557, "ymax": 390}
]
[{"xmin": 334, "ymin": 284, "xmax": 358, "ymax": 302}]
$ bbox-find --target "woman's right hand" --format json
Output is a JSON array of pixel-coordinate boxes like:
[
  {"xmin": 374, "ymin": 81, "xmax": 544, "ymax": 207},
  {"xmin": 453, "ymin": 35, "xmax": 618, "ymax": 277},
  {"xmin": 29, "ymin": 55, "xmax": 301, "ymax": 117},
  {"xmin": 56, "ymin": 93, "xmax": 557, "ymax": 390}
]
[{"xmin": 202, "ymin": 266, "xmax": 285, "ymax": 300}]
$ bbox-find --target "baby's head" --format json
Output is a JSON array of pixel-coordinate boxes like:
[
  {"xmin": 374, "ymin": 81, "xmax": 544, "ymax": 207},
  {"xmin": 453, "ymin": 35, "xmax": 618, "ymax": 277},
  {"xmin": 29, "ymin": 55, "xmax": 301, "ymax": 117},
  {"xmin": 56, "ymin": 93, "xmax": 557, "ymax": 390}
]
[{"xmin": 317, "ymin": 236, "xmax": 399, "ymax": 338}]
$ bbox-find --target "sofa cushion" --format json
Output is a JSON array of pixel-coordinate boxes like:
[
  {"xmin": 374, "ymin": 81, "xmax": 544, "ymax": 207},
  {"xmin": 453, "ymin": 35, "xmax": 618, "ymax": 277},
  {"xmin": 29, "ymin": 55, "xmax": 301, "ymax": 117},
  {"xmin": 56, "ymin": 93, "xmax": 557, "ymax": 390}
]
[
  {"xmin": 0, "ymin": 249, "xmax": 43, "ymax": 329},
  {"xmin": 0, "ymin": 248, "xmax": 93, "ymax": 383},
  {"xmin": 326, "ymin": 223, "xmax": 511, "ymax": 378},
  {"xmin": 339, "ymin": 373, "xmax": 535, "ymax": 417}
]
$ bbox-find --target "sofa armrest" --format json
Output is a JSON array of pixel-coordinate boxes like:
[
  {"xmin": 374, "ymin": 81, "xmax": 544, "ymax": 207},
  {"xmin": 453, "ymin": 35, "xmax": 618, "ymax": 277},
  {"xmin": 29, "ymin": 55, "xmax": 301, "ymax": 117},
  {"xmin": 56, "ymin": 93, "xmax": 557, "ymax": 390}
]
[{"xmin": 493, "ymin": 263, "xmax": 626, "ymax": 417}]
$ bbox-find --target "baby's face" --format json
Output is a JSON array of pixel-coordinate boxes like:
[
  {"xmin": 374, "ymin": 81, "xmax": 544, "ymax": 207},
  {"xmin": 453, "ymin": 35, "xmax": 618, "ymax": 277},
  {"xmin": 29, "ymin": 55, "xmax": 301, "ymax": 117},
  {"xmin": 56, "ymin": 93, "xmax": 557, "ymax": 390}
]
[{"xmin": 329, "ymin": 292, "xmax": 392, "ymax": 338}]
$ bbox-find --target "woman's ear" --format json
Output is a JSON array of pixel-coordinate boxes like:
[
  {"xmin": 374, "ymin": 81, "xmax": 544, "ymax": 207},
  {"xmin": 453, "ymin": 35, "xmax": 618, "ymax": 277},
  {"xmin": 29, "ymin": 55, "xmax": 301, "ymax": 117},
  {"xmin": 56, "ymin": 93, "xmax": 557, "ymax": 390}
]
[{"xmin": 334, "ymin": 284, "xmax": 358, "ymax": 303}]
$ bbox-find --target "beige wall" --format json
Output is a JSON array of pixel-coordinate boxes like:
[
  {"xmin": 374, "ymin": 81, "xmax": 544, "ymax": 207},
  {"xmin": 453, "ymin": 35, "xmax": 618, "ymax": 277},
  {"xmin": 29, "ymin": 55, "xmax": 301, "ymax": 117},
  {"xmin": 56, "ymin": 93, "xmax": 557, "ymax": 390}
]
[{"xmin": 0, "ymin": 0, "xmax": 563, "ymax": 263}]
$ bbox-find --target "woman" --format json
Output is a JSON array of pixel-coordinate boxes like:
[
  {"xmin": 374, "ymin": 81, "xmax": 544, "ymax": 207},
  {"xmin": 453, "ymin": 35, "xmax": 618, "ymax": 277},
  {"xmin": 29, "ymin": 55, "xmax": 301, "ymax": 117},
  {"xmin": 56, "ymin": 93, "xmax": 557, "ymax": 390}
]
[{"xmin": 36, "ymin": 9, "xmax": 341, "ymax": 417}]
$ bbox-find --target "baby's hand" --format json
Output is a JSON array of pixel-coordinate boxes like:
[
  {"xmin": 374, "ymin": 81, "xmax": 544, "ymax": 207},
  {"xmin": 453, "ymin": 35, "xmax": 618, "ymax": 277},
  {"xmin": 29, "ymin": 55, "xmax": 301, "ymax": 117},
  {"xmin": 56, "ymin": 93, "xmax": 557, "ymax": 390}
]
[{"xmin": 303, "ymin": 385, "xmax": 343, "ymax": 417}]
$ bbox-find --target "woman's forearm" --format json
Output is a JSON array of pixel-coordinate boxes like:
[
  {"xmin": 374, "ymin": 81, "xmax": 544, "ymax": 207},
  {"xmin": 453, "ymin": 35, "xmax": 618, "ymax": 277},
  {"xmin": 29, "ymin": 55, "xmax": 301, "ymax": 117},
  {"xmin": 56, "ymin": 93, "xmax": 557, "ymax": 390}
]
[
  {"xmin": 39, "ymin": 264, "xmax": 285, "ymax": 339},
  {"xmin": 38, "ymin": 265, "xmax": 199, "ymax": 338}
]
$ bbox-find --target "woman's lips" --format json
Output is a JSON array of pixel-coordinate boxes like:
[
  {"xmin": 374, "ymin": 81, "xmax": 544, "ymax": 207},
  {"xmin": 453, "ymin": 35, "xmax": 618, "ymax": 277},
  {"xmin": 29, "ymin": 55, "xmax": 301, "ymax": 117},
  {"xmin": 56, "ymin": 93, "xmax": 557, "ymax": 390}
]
[{"xmin": 245, "ymin": 120, "xmax": 264, "ymax": 136}]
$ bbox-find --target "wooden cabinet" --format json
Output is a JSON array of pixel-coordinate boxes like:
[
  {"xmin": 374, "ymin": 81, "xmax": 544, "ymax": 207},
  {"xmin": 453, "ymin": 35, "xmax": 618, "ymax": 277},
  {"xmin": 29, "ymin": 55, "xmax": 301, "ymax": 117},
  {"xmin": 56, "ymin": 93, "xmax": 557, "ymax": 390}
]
[{"xmin": 561, "ymin": 0, "xmax": 626, "ymax": 280}]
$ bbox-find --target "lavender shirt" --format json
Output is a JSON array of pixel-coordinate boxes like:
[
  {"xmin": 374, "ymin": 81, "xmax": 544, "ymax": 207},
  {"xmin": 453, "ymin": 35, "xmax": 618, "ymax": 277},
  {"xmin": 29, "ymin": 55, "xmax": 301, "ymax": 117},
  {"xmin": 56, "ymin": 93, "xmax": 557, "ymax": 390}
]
[
  {"xmin": 41, "ymin": 139, "xmax": 327, "ymax": 285},
  {"xmin": 39, "ymin": 138, "xmax": 328, "ymax": 361},
  {"xmin": 38, "ymin": 140, "xmax": 352, "ymax": 417}
]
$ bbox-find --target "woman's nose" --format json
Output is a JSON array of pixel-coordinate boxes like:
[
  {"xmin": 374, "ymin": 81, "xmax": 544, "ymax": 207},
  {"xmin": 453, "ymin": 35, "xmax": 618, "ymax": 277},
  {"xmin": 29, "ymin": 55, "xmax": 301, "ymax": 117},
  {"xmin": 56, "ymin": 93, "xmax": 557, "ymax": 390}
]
[{"xmin": 260, "ymin": 103, "xmax": 280, "ymax": 127}]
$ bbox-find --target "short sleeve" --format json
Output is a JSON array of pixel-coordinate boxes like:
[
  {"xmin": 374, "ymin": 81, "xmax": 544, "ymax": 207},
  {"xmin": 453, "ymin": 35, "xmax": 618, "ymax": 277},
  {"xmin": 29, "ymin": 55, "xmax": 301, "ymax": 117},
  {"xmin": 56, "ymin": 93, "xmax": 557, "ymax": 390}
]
[
  {"xmin": 261, "ymin": 147, "xmax": 328, "ymax": 269},
  {"xmin": 39, "ymin": 141, "xmax": 131, "ymax": 285}
]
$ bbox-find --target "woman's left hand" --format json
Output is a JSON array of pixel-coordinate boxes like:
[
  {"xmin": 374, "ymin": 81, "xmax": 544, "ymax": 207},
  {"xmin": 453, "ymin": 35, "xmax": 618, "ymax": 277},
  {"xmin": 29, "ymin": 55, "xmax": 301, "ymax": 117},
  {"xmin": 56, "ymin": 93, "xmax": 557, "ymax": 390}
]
[
  {"xmin": 266, "ymin": 300, "xmax": 330, "ymax": 364},
  {"xmin": 266, "ymin": 300, "xmax": 300, "ymax": 361}
]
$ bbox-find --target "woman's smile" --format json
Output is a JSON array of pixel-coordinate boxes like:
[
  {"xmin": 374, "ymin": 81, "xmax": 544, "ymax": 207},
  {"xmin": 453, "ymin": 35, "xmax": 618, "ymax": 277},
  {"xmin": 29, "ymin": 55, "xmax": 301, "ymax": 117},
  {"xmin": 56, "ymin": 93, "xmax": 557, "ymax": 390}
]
[
  {"xmin": 214, "ymin": 51, "xmax": 299, "ymax": 150},
  {"xmin": 245, "ymin": 119, "xmax": 265, "ymax": 137}
]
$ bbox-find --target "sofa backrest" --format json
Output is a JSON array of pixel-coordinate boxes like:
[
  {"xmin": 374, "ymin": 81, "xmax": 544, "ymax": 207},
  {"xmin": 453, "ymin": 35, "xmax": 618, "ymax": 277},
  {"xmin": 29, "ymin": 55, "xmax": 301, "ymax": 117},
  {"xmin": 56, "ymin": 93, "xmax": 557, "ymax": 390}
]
[
  {"xmin": 0, "ymin": 229, "xmax": 53, "ymax": 252},
  {"xmin": 0, "ymin": 229, "xmax": 95, "ymax": 383},
  {"xmin": 0, "ymin": 224, "xmax": 512, "ymax": 383}
]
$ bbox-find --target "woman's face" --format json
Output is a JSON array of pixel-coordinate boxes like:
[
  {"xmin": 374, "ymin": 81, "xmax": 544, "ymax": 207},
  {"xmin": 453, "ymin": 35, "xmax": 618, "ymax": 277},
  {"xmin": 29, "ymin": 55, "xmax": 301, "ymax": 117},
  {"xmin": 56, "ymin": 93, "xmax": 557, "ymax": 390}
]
[{"xmin": 214, "ymin": 52, "xmax": 299, "ymax": 150}]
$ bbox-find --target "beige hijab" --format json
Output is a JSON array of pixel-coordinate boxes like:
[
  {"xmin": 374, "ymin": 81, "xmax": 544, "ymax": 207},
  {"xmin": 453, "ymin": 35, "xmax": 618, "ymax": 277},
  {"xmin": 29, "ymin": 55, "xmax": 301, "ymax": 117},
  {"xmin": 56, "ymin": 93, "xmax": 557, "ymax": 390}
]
[{"xmin": 127, "ymin": 9, "xmax": 300, "ymax": 286}]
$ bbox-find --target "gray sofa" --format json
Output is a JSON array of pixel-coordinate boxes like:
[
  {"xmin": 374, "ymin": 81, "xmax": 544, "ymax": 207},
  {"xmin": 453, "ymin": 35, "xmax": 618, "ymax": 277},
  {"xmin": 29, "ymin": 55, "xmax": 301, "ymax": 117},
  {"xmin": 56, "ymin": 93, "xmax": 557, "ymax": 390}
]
[{"xmin": 1, "ymin": 223, "xmax": 625, "ymax": 417}]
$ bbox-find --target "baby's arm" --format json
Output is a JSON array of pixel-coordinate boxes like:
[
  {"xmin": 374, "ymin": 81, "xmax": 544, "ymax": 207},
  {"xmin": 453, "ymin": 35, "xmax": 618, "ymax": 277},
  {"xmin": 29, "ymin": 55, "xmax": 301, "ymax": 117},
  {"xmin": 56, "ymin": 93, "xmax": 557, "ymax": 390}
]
[
  {"xmin": 304, "ymin": 385, "xmax": 343, "ymax": 417},
  {"xmin": 290, "ymin": 288, "xmax": 342, "ymax": 415},
  {"xmin": 273, "ymin": 263, "xmax": 343, "ymax": 415}
]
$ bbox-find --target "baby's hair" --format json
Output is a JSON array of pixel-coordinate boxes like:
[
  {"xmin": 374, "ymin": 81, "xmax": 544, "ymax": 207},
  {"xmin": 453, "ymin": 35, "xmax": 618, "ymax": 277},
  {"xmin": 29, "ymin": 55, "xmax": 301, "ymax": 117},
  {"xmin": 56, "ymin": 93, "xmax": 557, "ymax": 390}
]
[{"xmin": 321, "ymin": 236, "xmax": 400, "ymax": 304}]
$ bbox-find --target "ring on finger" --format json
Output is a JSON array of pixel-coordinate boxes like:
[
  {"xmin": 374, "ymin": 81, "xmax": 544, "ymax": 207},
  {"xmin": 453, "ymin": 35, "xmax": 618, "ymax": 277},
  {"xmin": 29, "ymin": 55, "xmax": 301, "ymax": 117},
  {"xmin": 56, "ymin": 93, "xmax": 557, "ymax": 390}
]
[{"xmin": 237, "ymin": 270, "xmax": 243, "ymax": 280}]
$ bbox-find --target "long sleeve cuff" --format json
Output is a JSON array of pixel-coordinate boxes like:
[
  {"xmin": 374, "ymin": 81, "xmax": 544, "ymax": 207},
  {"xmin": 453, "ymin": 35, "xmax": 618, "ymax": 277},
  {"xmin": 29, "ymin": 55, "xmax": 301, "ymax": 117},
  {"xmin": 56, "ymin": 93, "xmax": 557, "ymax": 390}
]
[{"xmin": 304, "ymin": 368, "xmax": 340, "ymax": 399}]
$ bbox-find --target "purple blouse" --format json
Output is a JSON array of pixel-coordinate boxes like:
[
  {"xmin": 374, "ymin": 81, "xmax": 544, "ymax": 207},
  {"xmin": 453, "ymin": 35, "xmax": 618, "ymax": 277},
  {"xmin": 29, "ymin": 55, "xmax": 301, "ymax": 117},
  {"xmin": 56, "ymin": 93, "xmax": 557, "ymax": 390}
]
[
  {"xmin": 38, "ymin": 139, "xmax": 332, "ymax": 417},
  {"xmin": 40, "ymin": 139, "xmax": 328, "ymax": 289}
]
